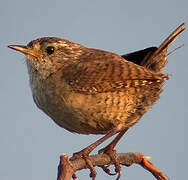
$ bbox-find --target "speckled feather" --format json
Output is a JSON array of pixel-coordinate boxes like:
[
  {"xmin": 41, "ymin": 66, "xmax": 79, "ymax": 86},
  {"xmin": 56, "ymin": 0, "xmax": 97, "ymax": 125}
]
[
  {"xmin": 8, "ymin": 23, "xmax": 185, "ymax": 134},
  {"xmin": 62, "ymin": 48, "xmax": 167, "ymax": 94}
]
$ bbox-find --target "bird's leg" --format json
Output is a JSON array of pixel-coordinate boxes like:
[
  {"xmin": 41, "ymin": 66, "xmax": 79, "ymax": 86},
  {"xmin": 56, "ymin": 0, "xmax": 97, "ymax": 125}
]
[
  {"xmin": 98, "ymin": 128, "xmax": 129, "ymax": 179},
  {"xmin": 70, "ymin": 130, "xmax": 118, "ymax": 179}
]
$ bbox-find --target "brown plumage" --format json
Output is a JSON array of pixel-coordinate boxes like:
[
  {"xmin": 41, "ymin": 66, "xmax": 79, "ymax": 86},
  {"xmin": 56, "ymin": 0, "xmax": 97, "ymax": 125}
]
[{"xmin": 8, "ymin": 23, "xmax": 185, "ymax": 179}]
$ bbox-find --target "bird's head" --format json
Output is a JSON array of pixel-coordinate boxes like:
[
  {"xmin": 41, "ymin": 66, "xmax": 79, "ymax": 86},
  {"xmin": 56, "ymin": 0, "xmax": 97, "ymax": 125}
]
[{"xmin": 8, "ymin": 37, "xmax": 85, "ymax": 79}]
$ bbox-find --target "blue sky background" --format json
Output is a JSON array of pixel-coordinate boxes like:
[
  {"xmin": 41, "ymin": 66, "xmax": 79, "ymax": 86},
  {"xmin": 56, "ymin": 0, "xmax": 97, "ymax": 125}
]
[{"xmin": 1, "ymin": 0, "xmax": 188, "ymax": 180}]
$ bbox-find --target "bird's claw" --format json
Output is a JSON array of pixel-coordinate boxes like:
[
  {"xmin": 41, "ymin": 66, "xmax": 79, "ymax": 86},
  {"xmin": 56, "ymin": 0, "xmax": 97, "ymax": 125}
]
[
  {"xmin": 70, "ymin": 151, "xmax": 97, "ymax": 180},
  {"xmin": 98, "ymin": 148, "xmax": 122, "ymax": 180},
  {"xmin": 98, "ymin": 164, "xmax": 117, "ymax": 176}
]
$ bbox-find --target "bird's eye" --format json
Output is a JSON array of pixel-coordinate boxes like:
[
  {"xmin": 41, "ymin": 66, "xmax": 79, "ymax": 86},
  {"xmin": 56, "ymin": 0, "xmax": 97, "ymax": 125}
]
[{"xmin": 46, "ymin": 46, "xmax": 55, "ymax": 55}]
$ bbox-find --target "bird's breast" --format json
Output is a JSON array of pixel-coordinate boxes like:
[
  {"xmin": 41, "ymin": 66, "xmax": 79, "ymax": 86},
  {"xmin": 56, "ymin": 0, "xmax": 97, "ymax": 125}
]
[{"xmin": 29, "ymin": 71, "xmax": 164, "ymax": 135}]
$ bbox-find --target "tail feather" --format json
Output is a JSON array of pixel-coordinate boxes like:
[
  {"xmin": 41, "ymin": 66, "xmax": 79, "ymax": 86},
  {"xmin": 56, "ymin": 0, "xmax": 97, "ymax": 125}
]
[
  {"xmin": 142, "ymin": 23, "xmax": 185, "ymax": 72},
  {"xmin": 121, "ymin": 23, "xmax": 185, "ymax": 72}
]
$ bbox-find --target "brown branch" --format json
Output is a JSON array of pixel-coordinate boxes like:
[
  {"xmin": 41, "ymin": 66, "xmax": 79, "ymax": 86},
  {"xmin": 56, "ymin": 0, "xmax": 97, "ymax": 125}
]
[{"xmin": 57, "ymin": 152, "xmax": 168, "ymax": 180}]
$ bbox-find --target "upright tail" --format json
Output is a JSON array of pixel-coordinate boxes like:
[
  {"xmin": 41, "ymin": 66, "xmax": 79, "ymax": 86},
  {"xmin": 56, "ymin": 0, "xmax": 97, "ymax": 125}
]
[{"xmin": 122, "ymin": 23, "xmax": 185, "ymax": 72}]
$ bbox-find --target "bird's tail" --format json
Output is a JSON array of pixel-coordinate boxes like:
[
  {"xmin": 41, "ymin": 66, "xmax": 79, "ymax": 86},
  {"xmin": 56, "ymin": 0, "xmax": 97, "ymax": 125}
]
[
  {"xmin": 122, "ymin": 23, "xmax": 185, "ymax": 72},
  {"xmin": 141, "ymin": 23, "xmax": 185, "ymax": 72}
]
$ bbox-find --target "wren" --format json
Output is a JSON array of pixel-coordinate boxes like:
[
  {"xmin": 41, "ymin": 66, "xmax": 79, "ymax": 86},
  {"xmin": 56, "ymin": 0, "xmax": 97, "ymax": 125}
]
[{"xmin": 8, "ymin": 23, "xmax": 185, "ymax": 179}]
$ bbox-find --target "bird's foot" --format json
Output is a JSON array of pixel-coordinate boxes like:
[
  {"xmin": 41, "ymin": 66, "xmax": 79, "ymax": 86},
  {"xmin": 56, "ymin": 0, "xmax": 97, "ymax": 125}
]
[
  {"xmin": 70, "ymin": 150, "xmax": 97, "ymax": 180},
  {"xmin": 98, "ymin": 147, "xmax": 121, "ymax": 180},
  {"xmin": 70, "ymin": 131, "xmax": 119, "ymax": 179},
  {"xmin": 98, "ymin": 164, "xmax": 117, "ymax": 176}
]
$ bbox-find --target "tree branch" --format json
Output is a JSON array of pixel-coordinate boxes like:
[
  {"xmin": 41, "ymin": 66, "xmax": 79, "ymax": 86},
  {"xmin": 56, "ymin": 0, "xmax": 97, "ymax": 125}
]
[{"xmin": 57, "ymin": 152, "xmax": 168, "ymax": 180}]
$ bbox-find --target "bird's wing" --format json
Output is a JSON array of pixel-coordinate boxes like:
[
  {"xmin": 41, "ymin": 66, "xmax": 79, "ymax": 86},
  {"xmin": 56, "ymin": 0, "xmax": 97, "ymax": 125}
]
[{"xmin": 62, "ymin": 48, "xmax": 167, "ymax": 94}]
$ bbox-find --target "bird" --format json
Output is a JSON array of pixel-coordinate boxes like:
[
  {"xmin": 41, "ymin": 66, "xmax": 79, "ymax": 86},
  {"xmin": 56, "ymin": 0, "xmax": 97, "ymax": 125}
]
[{"xmin": 8, "ymin": 23, "xmax": 185, "ymax": 179}]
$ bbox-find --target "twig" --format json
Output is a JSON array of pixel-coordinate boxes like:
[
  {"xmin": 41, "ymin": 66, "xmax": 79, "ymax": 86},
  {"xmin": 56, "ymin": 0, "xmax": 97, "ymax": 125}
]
[{"xmin": 57, "ymin": 152, "xmax": 168, "ymax": 180}]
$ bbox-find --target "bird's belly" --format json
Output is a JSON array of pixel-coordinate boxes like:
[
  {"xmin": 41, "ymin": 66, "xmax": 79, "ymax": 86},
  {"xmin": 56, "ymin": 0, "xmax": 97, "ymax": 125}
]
[{"xmin": 33, "ymin": 83, "xmax": 162, "ymax": 135}]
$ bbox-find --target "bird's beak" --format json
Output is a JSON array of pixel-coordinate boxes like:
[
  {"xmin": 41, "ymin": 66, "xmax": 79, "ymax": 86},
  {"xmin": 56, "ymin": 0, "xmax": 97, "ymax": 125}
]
[{"xmin": 8, "ymin": 45, "xmax": 42, "ymax": 58}]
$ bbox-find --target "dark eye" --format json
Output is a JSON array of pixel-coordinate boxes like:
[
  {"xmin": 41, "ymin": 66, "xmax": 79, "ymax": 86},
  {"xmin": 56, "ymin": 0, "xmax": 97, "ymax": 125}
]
[{"xmin": 46, "ymin": 46, "xmax": 55, "ymax": 55}]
